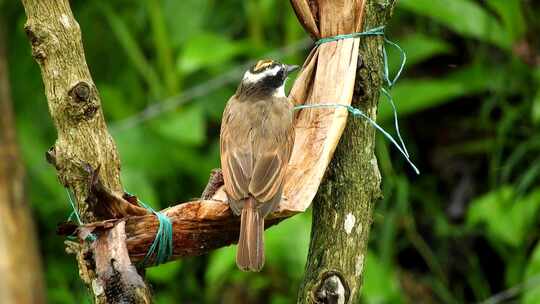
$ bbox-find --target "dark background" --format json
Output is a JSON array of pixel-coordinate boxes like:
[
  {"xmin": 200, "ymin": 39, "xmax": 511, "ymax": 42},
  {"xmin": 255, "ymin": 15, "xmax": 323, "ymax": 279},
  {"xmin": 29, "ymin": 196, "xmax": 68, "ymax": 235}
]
[{"xmin": 2, "ymin": 0, "xmax": 540, "ymax": 303}]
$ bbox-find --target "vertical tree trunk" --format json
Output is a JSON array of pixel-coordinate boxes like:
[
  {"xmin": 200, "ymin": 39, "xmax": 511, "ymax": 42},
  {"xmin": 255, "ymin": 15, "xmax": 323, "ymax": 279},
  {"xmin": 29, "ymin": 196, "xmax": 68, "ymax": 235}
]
[
  {"xmin": 298, "ymin": 1, "xmax": 396, "ymax": 303},
  {"xmin": 20, "ymin": 1, "xmax": 152, "ymax": 303},
  {"xmin": 0, "ymin": 18, "xmax": 45, "ymax": 304}
]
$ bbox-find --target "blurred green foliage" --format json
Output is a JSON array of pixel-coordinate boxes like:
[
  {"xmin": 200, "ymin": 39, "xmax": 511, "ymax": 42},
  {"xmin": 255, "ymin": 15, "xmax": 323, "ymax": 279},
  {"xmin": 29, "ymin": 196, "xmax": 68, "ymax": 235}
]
[{"xmin": 2, "ymin": 0, "xmax": 540, "ymax": 303}]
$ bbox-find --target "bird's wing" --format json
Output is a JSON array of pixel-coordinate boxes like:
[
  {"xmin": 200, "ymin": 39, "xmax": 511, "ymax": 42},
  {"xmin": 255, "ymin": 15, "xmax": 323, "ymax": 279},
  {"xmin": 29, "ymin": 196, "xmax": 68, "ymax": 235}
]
[
  {"xmin": 221, "ymin": 96, "xmax": 294, "ymax": 206},
  {"xmin": 248, "ymin": 100, "xmax": 294, "ymax": 203},
  {"xmin": 220, "ymin": 97, "xmax": 253, "ymax": 202}
]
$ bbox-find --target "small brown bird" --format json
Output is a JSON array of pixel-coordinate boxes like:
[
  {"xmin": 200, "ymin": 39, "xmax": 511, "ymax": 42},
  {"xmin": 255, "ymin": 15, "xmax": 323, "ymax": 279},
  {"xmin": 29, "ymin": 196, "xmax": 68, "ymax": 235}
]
[{"xmin": 220, "ymin": 59, "xmax": 297, "ymax": 271}]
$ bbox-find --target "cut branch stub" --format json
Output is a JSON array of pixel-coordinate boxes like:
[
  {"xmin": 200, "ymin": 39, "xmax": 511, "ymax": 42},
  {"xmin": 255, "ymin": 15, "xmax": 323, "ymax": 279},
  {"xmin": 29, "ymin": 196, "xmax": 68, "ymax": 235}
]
[
  {"xmin": 313, "ymin": 271, "xmax": 350, "ymax": 304},
  {"xmin": 69, "ymin": 81, "xmax": 91, "ymax": 102},
  {"xmin": 85, "ymin": 168, "xmax": 148, "ymax": 219},
  {"xmin": 93, "ymin": 221, "xmax": 150, "ymax": 304},
  {"xmin": 65, "ymin": 81, "xmax": 100, "ymax": 122}
]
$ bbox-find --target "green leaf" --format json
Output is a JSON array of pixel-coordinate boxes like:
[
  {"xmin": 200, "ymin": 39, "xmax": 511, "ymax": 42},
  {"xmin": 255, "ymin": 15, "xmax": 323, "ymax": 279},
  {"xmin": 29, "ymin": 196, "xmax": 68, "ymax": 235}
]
[
  {"xmin": 205, "ymin": 213, "xmax": 311, "ymax": 299},
  {"xmin": 505, "ymin": 252, "xmax": 527, "ymax": 288},
  {"xmin": 99, "ymin": 84, "xmax": 130, "ymax": 121},
  {"xmin": 485, "ymin": 0, "xmax": 526, "ymax": 42},
  {"xmin": 146, "ymin": 0, "xmax": 179, "ymax": 94},
  {"xmin": 389, "ymin": 33, "xmax": 453, "ymax": 73},
  {"xmin": 205, "ymin": 246, "xmax": 237, "ymax": 291},
  {"xmin": 178, "ymin": 33, "xmax": 248, "ymax": 74},
  {"xmin": 532, "ymin": 91, "xmax": 540, "ymax": 125},
  {"xmin": 362, "ymin": 251, "xmax": 404, "ymax": 304},
  {"xmin": 523, "ymin": 242, "xmax": 540, "ymax": 304},
  {"xmin": 265, "ymin": 212, "xmax": 311, "ymax": 280},
  {"xmin": 163, "ymin": 0, "xmax": 209, "ymax": 47},
  {"xmin": 153, "ymin": 294, "xmax": 176, "ymax": 304},
  {"xmin": 380, "ymin": 78, "xmax": 468, "ymax": 118},
  {"xmin": 201, "ymin": 87, "xmax": 235, "ymax": 121},
  {"xmin": 121, "ymin": 168, "xmax": 159, "ymax": 209},
  {"xmin": 399, "ymin": 0, "xmax": 510, "ymax": 49},
  {"xmin": 532, "ymin": 68, "xmax": 540, "ymax": 125},
  {"xmin": 16, "ymin": 118, "xmax": 66, "ymax": 216},
  {"xmin": 467, "ymin": 187, "xmax": 540, "ymax": 247},
  {"xmin": 271, "ymin": 295, "xmax": 292, "ymax": 304},
  {"xmin": 99, "ymin": 2, "xmax": 163, "ymax": 98},
  {"xmin": 114, "ymin": 128, "xmax": 180, "ymax": 178},
  {"xmin": 147, "ymin": 261, "xmax": 183, "ymax": 283},
  {"xmin": 46, "ymin": 260, "xmax": 85, "ymax": 303},
  {"xmin": 150, "ymin": 104, "xmax": 206, "ymax": 146},
  {"xmin": 170, "ymin": 141, "xmax": 220, "ymax": 185},
  {"xmin": 379, "ymin": 64, "xmax": 492, "ymax": 119}
]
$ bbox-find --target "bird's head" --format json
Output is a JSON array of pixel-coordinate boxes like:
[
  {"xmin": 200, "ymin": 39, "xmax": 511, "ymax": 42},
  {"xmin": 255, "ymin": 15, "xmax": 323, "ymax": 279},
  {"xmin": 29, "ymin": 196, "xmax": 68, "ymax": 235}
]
[{"xmin": 237, "ymin": 59, "xmax": 299, "ymax": 98}]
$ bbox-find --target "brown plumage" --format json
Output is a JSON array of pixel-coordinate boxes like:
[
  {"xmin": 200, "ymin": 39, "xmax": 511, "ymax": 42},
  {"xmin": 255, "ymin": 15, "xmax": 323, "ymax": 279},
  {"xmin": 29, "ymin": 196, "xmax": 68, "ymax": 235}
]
[{"xmin": 220, "ymin": 59, "xmax": 297, "ymax": 271}]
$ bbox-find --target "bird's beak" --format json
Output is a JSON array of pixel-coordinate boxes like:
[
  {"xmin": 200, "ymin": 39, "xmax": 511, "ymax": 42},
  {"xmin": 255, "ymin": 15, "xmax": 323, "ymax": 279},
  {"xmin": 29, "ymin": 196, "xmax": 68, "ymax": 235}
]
[{"xmin": 285, "ymin": 64, "xmax": 300, "ymax": 76}]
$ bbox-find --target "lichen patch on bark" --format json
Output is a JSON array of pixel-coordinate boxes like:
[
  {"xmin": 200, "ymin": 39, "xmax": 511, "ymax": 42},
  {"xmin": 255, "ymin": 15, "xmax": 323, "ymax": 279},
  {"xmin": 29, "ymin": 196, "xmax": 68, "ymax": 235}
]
[{"xmin": 344, "ymin": 213, "xmax": 356, "ymax": 234}]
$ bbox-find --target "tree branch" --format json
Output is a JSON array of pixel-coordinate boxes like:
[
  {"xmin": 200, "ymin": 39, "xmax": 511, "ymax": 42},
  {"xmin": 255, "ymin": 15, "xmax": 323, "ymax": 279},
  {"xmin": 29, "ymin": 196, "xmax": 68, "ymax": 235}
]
[
  {"xmin": 298, "ymin": 1, "xmax": 396, "ymax": 303},
  {"xmin": 65, "ymin": 196, "xmax": 288, "ymax": 263},
  {"xmin": 20, "ymin": 1, "xmax": 151, "ymax": 302}
]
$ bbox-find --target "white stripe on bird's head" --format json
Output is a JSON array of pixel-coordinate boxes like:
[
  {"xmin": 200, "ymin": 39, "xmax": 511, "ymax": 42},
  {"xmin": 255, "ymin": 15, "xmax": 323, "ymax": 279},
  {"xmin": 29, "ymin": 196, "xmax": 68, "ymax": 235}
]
[{"xmin": 242, "ymin": 65, "xmax": 281, "ymax": 84}]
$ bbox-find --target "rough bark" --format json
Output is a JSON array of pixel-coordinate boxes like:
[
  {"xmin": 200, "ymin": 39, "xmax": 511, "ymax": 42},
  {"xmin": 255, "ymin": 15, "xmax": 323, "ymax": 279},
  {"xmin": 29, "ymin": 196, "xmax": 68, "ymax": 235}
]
[
  {"xmin": 0, "ymin": 18, "xmax": 46, "ymax": 304},
  {"xmin": 20, "ymin": 1, "xmax": 152, "ymax": 303},
  {"xmin": 297, "ymin": 1, "xmax": 396, "ymax": 303}
]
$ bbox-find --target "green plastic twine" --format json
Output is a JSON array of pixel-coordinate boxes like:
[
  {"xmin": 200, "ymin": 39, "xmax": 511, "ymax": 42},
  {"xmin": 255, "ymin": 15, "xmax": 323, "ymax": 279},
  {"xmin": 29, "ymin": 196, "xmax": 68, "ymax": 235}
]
[
  {"xmin": 136, "ymin": 198, "xmax": 173, "ymax": 266},
  {"xmin": 295, "ymin": 25, "xmax": 419, "ymax": 174},
  {"xmin": 294, "ymin": 103, "xmax": 419, "ymax": 174},
  {"xmin": 66, "ymin": 188, "xmax": 173, "ymax": 264},
  {"xmin": 314, "ymin": 25, "xmax": 407, "ymax": 88},
  {"xmin": 65, "ymin": 188, "xmax": 96, "ymax": 242}
]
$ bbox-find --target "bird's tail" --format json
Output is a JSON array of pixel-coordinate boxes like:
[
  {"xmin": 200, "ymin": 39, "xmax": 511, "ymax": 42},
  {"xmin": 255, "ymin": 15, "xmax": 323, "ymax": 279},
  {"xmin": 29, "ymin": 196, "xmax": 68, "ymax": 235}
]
[{"xmin": 237, "ymin": 197, "xmax": 265, "ymax": 271}]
